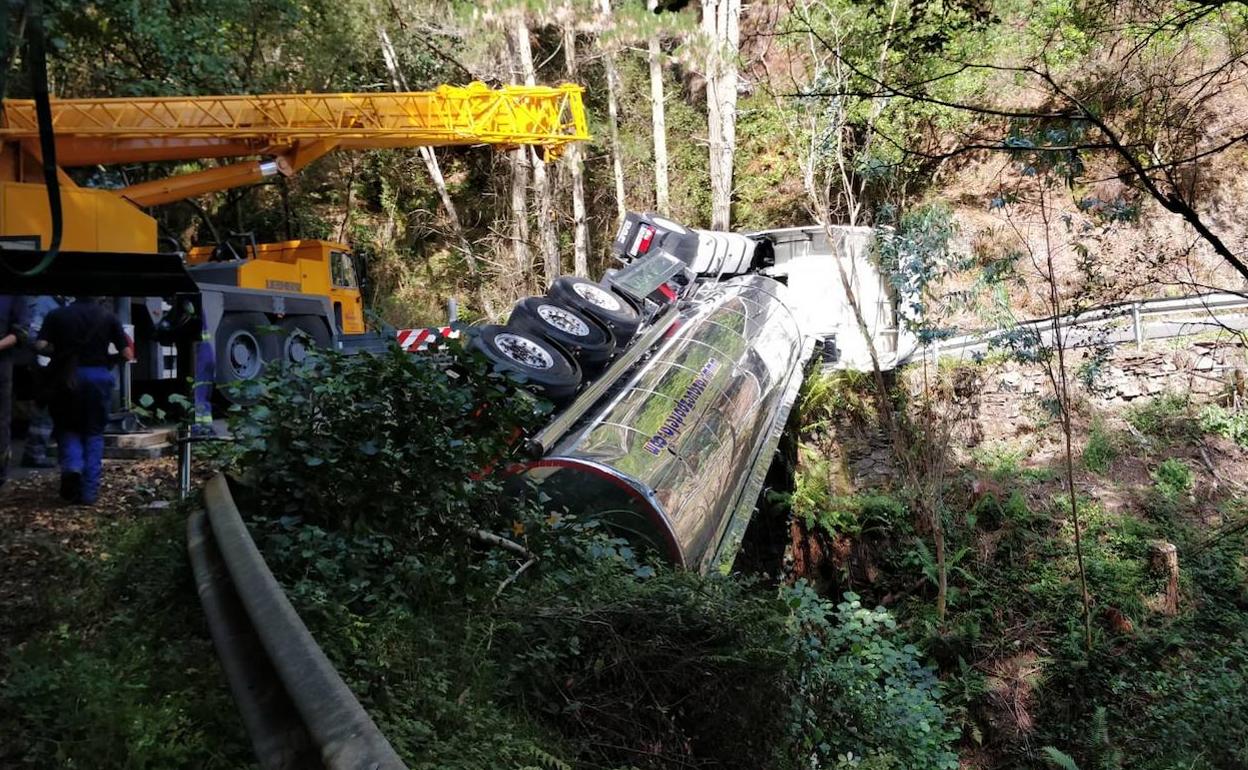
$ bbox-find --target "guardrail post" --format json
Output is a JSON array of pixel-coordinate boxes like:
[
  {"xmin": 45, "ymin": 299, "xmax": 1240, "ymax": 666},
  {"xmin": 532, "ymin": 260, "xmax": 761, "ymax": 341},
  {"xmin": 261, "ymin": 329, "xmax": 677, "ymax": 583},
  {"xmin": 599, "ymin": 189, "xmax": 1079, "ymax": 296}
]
[
  {"xmin": 1132, "ymin": 302, "xmax": 1143, "ymax": 350},
  {"xmin": 178, "ymin": 428, "xmax": 192, "ymax": 501}
]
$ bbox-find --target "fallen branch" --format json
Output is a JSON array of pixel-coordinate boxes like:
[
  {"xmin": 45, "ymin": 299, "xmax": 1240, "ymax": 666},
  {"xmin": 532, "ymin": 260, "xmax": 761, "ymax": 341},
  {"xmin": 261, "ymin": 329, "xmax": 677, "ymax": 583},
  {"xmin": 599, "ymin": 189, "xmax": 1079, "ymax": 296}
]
[
  {"xmin": 466, "ymin": 528, "xmax": 534, "ymax": 560},
  {"xmin": 495, "ymin": 557, "xmax": 539, "ymax": 598}
]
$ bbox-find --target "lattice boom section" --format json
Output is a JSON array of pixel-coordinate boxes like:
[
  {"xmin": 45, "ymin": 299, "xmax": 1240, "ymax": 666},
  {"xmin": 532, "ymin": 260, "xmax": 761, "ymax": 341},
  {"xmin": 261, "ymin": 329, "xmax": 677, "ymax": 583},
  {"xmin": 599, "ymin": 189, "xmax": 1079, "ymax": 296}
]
[{"xmin": 0, "ymin": 82, "xmax": 588, "ymax": 147}]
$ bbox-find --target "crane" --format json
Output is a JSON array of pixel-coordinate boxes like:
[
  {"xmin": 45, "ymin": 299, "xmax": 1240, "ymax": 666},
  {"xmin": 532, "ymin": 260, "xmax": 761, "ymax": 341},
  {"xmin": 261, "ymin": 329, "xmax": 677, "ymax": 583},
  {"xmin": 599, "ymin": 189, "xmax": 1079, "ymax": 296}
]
[{"xmin": 0, "ymin": 83, "xmax": 589, "ymax": 391}]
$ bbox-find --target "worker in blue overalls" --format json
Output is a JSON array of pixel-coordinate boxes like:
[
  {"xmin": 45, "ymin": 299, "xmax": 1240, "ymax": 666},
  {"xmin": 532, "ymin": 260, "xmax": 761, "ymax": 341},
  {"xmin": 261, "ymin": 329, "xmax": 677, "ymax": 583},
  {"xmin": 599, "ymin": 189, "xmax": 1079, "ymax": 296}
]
[{"xmin": 35, "ymin": 297, "xmax": 133, "ymax": 505}]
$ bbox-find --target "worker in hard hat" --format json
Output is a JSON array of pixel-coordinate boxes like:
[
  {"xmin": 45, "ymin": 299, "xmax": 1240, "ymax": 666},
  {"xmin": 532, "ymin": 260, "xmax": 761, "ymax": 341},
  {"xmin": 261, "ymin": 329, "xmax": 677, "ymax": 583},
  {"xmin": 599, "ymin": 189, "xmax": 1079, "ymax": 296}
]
[{"xmin": 35, "ymin": 297, "xmax": 134, "ymax": 505}]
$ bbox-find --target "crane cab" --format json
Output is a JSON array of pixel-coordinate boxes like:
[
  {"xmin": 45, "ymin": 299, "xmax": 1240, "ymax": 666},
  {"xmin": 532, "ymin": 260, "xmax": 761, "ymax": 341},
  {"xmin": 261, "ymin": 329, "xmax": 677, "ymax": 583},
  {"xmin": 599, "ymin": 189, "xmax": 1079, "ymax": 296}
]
[{"xmin": 187, "ymin": 239, "xmax": 365, "ymax": 336}]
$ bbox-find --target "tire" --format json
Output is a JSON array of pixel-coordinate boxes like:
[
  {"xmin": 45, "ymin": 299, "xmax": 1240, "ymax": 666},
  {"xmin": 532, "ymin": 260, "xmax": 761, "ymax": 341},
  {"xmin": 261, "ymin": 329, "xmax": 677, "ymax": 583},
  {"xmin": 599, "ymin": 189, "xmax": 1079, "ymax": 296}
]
[
  {"xmin": 469, "ymin": 325, "xmax": 582, "ymax": 403},
  {"xmin": 214, "ymin": 312, "xmax": 275, "ymax": 386},
  {"xmin": 213, "ymin": 312, "xmax": 280, "ymax": 405},
  {"xmin": 277, "ymin": 315, "xmax": 332, "ymax": 366},
  {"xmin": 507, "ymin": 297, "xmax": 616, "ymax": 372},
  {"xmin": 547, "ymin": 277, "xmax": 641, "ymax": 347}
]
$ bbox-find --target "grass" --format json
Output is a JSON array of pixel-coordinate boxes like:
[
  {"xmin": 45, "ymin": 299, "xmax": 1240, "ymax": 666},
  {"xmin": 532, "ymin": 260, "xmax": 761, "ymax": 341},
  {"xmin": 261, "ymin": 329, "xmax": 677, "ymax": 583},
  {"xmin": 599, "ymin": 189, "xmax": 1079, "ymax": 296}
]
[
  {"xmin": 0, "ymin": 507, "xmax": 252, "ymax": 768},
  {"xmin": 1081, "ymin": 419, "xmax": 1118, "ymax": 474},
  {"xmin": 973, "ymin": 439, "xmax": 1055, "ymax": 484},
  {"xmin": 1125, "ymin": 392, "xmax": 1193, "ymax": 441},
  {"xmin": 1197, "ymin": 403, "xmax": 1248, "ymax": 447}
]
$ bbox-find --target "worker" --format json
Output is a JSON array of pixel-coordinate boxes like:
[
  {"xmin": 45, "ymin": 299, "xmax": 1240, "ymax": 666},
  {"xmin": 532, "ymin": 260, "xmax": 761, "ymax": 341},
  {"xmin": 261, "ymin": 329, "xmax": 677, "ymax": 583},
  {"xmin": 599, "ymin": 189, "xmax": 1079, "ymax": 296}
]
[
  {"xmin": 20, "ymin": 295, "xmax": 70, "ymax": 469},
  {"xmin": 0, "ymin": 295, "xmax": 30, "ymax": 497},
  {"xmin": 36, "ymin": 297, "xmax": 133, "ymax": 505}
]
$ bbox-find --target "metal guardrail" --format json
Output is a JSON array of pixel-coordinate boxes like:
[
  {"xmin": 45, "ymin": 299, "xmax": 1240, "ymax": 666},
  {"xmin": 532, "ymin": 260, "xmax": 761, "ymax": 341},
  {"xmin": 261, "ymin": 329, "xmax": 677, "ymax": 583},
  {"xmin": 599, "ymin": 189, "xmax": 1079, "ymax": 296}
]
[
  {"xmin": 188, "ymin": 474, "xmax": 408, "ymax": 770},
  {"xmin": 900, "ymin": 291, "xmax": 1248, "ymax": 363}
]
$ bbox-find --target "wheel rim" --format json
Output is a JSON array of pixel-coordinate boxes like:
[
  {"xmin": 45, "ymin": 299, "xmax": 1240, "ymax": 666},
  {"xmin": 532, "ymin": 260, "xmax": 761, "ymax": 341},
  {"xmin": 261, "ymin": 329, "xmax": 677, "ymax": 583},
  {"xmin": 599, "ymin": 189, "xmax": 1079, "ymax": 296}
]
[
  {"xmin": 284, "ymin": 330, "xmax": 311, "ymax": 364},
  {"xmin": 572, "ymin": 283, "xmax": 622, "ymax": 312},
  {"xmin": 537, "ymin": 304, "xmax": 590, "ymax": 337},
  {"xmin": 226, "ymin": 330, "xmax": 263, "ymax": 380},
  {"xmin": 495, "ymin": 332, "xmax": 554, "ymax": 370}
]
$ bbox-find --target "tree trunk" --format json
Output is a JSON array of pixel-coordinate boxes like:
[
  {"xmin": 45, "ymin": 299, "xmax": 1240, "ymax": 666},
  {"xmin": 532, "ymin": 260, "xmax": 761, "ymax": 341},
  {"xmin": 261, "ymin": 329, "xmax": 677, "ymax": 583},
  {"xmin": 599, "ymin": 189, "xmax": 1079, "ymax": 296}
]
[
  {"xmin": 512, "ymin": 15, "xmax": 561, "ymax": 283},
  {"xmin": 702, "ymin": 0, "xmax": 739, "ymax": 230},
  {"xmin": 378, "ymin": 25, "xmax": 494, "ymax": 314},
  {"xmin": 647, "ymin": 0, "xmax": 670, "ymax": 214},
  {"xmin": 562, "ymin": 20, "xmax": 591, "ymax": 276},
  {"xmin": 378, "ymin": 27, "xmax": 478, "ymax": 277},
  {"xmin": 1150, "ymin": 541, "xmax": 1181, "ymax": 616},
  {"xmin": 1039, "ymin": 197, "xmax": 1094, "ymax": 654},
  {"xmin": 510, "ymin": 147, "xmax": 531, "ymax": 293},
  {"xmin": 931, "ymin": 499, "xmax": 948, "ymax": 622},
  {"xmin": 598, "ymin": 0, "xmax": 628, "ymax": 224}
]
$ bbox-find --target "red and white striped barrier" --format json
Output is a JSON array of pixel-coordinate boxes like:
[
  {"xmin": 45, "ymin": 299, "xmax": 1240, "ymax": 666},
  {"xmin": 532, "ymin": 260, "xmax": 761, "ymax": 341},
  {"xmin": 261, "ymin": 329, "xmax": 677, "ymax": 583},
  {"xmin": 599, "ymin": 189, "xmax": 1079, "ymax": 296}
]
[{"xmin": 396, "ymin": 326, "xmax": 460, "ymax": 352}]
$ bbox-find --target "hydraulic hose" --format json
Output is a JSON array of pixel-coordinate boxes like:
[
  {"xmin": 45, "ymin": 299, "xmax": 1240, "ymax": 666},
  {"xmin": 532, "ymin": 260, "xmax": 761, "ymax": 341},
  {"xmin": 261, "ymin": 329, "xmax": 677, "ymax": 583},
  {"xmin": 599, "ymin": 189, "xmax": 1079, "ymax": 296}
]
[{"xmin": 1, "ymin": 0, "xmax": 62, "ymax": 277}]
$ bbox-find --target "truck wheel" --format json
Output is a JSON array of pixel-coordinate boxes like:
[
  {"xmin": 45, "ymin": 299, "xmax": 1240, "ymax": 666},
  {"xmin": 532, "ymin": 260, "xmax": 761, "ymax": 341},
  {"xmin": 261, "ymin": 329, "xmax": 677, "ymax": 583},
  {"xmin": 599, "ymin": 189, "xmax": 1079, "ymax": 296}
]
[
  {"xmin": 278, "ymin": 316, "xmax": 332, "ymax": 366},
  {"xmin": 507, "ymin": 297, "xmax": 616, "ymax": 373},
  {"xmin": 469, "ymin": 325, "xmax": 581, "ymax": 403},
  {"xmin": 547, "ymin": 277, "xmax": 641, "ymax": 347},
  {"xmin": 215, "ymin": 312, "xmax": 273, "ymax": 385}
]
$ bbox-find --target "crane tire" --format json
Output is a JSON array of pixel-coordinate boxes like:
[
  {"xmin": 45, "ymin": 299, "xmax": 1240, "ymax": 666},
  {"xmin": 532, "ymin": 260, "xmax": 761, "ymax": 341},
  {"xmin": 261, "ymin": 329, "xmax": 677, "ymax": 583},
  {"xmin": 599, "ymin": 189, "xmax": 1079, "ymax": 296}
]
[{"xmin": 278, "ymin": 316, "xmax": 332, "ymax": 366}]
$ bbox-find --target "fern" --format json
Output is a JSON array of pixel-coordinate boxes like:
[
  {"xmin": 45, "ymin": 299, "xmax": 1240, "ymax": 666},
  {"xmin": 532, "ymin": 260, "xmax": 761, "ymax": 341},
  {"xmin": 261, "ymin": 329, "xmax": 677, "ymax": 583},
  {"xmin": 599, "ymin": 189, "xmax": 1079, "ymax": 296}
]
[
  {"xmin": 1042, "ymin": 746, "xmax": 1081, "ymax": 770},
  {"xmin": 523, "ymin": 744, "xmax": 572, "ymax": 770},
  {"xmin": 1090, "ymin": 706, "xmax": 1109, "ymax": 749}
]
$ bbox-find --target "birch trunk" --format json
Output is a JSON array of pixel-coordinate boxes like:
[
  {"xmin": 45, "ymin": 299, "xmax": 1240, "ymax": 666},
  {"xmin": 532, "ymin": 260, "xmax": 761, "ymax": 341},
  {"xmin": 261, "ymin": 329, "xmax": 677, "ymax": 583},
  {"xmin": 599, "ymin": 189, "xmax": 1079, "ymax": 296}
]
[
  {"xmin": 598, "ymin": 0, "xmax": 628, "ymax": 223},
  {"xmin": 562, "ymin": 20, "xmax": 591, "ymax": 276},
  {"xmin": 647, "ymin": 0, "xmax": 670, "ymax": 214},
  {"xmin": 377, "ymin": 27, "xmax": 479, "ymax": 277},
  {"xmin": 510, "ymin": 148, "xmax": 531, "ymax": 293},
  {"xmin": 702, "ymin": 0, "xmax": 740, "ymax": 230},
  {"xmin": 512, "ymin": 15, "xmax": 561, "ymax": 282}
]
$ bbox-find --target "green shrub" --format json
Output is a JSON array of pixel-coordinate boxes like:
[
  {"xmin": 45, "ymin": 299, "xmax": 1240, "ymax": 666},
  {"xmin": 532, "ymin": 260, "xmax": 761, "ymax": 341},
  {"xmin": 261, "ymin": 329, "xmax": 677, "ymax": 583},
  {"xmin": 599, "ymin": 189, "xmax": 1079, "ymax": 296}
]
[
  {"xmin": 973, "ymin": 441, "xmax": 1028, "ymax": 481},
  {"xmin": 1124, "ymin": 393, "xmax": 1191, "ymax": 440},
  {"xmin": 219, "ymin": 342, "xmax": 958, "ymax": 770},
  {"xmin": 970, "ymin": 488, "xmax": 1034, "ymax": 528},
  {"xmin": 973, "ymin": 440, "xmax": 1053, "ymax": 483},
  {"xmin": 1198, "ymin": 403, "xmax": 1248, "ymax": 447},
  {"xmin": 226, "ymin": 342, "xmax": 544, "ymax": 541},
  {"xmin": 1082, "ymin": 420, "xmax": 1117, "ymax": 474},
  {"xmin": 783, "ymin": 588, "xmax": 960, "ymax": 770},
  {"xmin": 1152, "ymin": 457, "xmax": 1194, "ymax": 500},
  {"xmin": 798, "ymin": 368, "xmax": 878, "ymax": 435},
  {"xmin": 789, "ymin": 459, "xmax": 908, "ymax": 536}
]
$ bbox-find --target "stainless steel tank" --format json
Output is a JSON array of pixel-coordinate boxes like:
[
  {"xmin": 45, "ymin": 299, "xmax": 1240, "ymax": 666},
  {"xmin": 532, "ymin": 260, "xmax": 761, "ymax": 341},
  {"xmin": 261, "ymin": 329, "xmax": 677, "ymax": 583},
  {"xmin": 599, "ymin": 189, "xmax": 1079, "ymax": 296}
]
[{"xmin": 521, "ymin": 274, "xmax": 810, "ymax": 573}]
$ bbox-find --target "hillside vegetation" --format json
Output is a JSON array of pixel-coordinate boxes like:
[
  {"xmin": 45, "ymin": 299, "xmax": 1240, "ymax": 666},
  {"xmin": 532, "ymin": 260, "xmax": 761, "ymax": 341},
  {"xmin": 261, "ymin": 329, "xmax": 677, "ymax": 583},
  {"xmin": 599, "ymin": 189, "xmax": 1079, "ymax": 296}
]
[{"xmin": 3, "ymin": 1, "xmax": 1248, "ymax": 769}]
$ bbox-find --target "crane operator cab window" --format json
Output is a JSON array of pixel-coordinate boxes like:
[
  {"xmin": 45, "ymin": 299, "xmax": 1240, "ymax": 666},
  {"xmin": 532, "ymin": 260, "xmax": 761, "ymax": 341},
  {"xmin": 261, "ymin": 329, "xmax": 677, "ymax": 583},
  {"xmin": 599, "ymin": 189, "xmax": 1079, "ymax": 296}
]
[{"xmin": 330, "ymin": 250, "xmax": 359, "ymax": 289}]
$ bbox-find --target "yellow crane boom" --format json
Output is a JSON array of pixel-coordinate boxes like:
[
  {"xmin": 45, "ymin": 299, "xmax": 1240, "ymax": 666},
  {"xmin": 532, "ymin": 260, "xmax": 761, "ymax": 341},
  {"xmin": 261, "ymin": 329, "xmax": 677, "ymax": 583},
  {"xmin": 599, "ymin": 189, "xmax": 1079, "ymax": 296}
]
[
  {"xmin": 0, "ymin": 81, "xmax": 589, "ymax": 238},
  {"xmin": 0, "ymin": 83, "xmax": 588, "ymax": 160}
]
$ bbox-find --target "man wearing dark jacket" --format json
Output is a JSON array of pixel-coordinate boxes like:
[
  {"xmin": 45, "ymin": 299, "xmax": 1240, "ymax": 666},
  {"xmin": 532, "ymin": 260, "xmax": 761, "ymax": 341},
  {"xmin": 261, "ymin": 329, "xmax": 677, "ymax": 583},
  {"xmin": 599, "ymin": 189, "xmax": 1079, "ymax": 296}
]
[
  {"xmin": 36, "ymin": 298, "xmax": 132, "ymax": 505},
  {"xmin": 0, "ymin": 295, "xmax": 30, "ymax": 494},
  {"xmin": 21, "ymin": 295, "xmax": 69, "ymax": 468}
]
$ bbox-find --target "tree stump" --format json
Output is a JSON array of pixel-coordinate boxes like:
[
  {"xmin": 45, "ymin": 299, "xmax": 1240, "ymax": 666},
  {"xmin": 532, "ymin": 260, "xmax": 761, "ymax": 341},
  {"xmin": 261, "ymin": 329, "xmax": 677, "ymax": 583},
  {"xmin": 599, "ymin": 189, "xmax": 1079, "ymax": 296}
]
[{"xmin": 1149, "ymin": 541, "xmax": 1180, "ymax": 616}]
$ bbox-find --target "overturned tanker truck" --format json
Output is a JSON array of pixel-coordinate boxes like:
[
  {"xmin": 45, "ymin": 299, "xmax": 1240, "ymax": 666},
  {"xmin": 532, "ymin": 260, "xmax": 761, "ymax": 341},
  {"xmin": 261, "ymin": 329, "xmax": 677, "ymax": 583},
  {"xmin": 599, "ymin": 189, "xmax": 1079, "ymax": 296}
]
[{"xmin": 469, "ymin": 212, "xmax": 842, "ymax": 574}]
